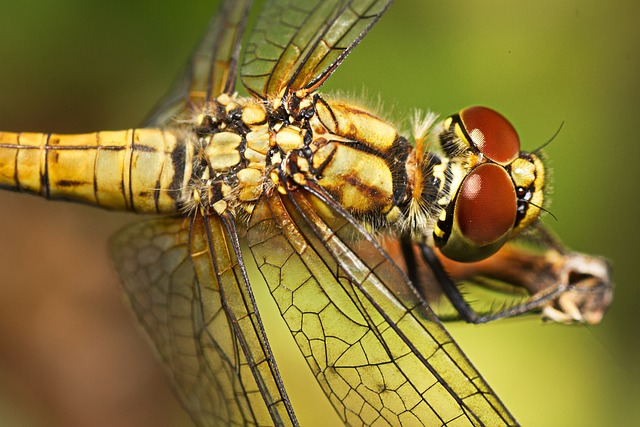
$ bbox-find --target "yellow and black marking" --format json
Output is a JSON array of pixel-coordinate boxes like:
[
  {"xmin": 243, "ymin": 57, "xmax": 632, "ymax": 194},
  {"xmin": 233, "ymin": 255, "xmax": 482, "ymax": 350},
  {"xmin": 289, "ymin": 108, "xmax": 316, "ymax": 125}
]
[
  {"xmin": 0, "ymin": 129, "xmax": 189, "ymax": 213},
  {"xmin": 509, "ymin": 152, "xmax": 545, "ymax": 233}
]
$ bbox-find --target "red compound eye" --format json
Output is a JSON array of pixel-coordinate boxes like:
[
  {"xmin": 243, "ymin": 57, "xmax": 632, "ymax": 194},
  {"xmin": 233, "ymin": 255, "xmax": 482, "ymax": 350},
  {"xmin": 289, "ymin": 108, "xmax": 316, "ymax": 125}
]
[
  {"xmin": 456, "ymin": 163, "xmax": 517, "ymax": 246},
  {"xmin": 460, "ymin": 106, "xmax": 520, "ymax": 165}
]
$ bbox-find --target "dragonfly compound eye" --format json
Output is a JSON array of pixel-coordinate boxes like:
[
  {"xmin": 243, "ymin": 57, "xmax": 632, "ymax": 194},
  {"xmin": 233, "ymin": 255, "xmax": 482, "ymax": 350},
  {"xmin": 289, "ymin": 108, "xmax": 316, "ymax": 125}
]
[
  {"xmin": 436, "ymin": 163, "xmax": 517, "ymax": 262},
  {"xmin": 458, "ymin": 106, "xmax": 520, "ymax": 165}
]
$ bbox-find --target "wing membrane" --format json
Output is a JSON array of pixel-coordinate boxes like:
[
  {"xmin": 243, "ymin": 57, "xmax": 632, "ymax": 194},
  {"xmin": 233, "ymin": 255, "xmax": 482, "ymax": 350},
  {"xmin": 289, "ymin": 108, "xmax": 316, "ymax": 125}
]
[
  {"xmin": 247, "ymin": 187, "xmax": 518, "ymax": 426},
  {"xmin": 241, "ymin": 0, "xmax": 392, "ymax": 99},
  {"xmin": 143, "ymin": 0, "xmax": 252, "ymax": 126},
  {"xmin": 111, "ymin": 216, "xmax": 296, "ymax": 426}
]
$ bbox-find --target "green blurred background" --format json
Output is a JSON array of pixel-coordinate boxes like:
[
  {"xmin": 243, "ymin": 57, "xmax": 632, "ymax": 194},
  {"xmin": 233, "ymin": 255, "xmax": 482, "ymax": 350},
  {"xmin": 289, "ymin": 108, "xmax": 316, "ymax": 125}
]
[{"xmin": 0, "ymin": 0, "xmax": 637, "ymax": 426}]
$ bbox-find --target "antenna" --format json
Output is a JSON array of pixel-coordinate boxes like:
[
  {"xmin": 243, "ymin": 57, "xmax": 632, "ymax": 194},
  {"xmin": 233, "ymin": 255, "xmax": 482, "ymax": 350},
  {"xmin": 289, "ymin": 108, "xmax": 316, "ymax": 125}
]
[{"xmin": 532, "ymin": 121, "xmax": 565, "ymax": 154}]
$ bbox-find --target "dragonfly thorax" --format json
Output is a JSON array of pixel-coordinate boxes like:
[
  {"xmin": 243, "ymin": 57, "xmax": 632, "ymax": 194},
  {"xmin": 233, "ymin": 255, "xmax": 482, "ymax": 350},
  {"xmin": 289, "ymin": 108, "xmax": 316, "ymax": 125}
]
[{"xmin": 188, "ymin": 93, "xmax": 416, "ymax": 226}]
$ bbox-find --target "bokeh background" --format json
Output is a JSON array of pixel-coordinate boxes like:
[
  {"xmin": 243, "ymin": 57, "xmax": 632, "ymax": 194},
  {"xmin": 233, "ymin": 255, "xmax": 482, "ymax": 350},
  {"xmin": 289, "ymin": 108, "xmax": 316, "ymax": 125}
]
[{"xmin": 0, "ymin": 1, "xmax": 637, "ymax": 426}]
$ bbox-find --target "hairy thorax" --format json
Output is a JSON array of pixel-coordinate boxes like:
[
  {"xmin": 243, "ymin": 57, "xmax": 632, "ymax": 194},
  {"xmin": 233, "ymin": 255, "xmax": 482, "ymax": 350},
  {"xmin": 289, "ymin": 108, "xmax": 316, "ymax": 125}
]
[{"xmin": 182, "ymin": 93, "xmax": 416, "ymax": 231}]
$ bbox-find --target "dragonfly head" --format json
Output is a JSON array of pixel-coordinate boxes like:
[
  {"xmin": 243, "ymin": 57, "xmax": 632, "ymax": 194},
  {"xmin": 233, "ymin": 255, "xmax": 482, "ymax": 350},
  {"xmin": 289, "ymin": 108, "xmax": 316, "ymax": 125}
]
[{"xmin": 433, "ymin": 106, "xmax": 546, "ymax": 262}]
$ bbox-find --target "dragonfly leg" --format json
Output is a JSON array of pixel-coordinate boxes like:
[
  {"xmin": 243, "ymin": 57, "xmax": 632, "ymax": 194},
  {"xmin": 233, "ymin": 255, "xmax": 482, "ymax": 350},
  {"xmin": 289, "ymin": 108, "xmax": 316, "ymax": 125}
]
[{"xmin": 414, "ymin": 240, "xmax": 612, "ymax": 325}]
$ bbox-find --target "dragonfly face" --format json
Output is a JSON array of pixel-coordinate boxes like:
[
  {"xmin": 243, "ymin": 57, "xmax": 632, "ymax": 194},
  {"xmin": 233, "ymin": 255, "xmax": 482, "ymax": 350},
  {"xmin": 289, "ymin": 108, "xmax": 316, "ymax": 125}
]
[
  {"xmin": 434, "ymin": 106, "xmax": 545, "ymax": 262},
  {"xmin": 0, "ymin": 1, "xmax": 613, "ymax": 426}
]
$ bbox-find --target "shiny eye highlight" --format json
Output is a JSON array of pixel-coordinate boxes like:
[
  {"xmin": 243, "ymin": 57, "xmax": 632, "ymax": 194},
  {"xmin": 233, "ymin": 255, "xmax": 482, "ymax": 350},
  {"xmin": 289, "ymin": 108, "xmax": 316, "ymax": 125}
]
[
  {"xmin": 458, "ymin": 106, "xmax": 520, "ymax": 165},
  {"xmin": 456, "ymin": 163, "xmax": 517, "ymax": 246},
  {"xmin": 435, "ymin": 163, "xmax": 518, "ymax": 262}
]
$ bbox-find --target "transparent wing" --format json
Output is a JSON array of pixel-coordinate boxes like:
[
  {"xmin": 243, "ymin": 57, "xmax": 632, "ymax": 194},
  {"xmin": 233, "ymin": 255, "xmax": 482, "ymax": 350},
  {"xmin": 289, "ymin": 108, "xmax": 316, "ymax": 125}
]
[
  {"xmin": 143, "ymin": 0, "xmax": 252, "ymax": 127},
  {"xmin": 247, "ymin": 185, "xmax": 518, "ymax": 426},
  {"xmin": 111, "ymin": 215, "xmax": 296, "ymax": 427},
  {"xmin": 241, "ymin": 0, "xmax": 392, "ymax": 100}
]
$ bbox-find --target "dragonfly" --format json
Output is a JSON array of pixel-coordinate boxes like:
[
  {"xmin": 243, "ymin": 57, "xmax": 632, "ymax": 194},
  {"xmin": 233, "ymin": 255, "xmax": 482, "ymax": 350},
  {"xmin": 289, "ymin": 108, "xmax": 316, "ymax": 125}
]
[{"xmin": 0, "ymin": 1, "xmax": 613, "ymax": 426}]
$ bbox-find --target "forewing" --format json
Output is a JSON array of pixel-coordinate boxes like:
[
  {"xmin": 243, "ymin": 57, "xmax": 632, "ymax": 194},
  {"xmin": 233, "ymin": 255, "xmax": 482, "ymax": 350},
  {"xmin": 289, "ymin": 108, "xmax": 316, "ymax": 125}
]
[
  {"xmin": 143, "ymin": 0, "xmax": 252, "ymax": 127},
  {"xmin": 247, "ymin": 187, "xmax": 518, "ymax": 426},
  {"xmin": 111, "ymin": 216, "xmax": 295, "ymax": 426},
  {"xmin": 241, "ymin": 0, "xmax": 392, "ymax": 100}
]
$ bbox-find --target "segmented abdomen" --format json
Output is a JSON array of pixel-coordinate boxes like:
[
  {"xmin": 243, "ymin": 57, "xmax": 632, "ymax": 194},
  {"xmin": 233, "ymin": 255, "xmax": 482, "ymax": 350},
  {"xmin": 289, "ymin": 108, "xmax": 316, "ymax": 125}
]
[{"xmin": 0, "ymin": 129, "xmax": 191, "ymax": 213}]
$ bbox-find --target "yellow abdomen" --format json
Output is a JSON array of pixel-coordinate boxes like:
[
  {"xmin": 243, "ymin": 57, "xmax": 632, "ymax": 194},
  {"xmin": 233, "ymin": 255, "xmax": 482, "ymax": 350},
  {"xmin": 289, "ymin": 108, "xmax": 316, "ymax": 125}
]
[{"xmin": 0, "ymin": 129, "xmax": 191, "ymax": 214}]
